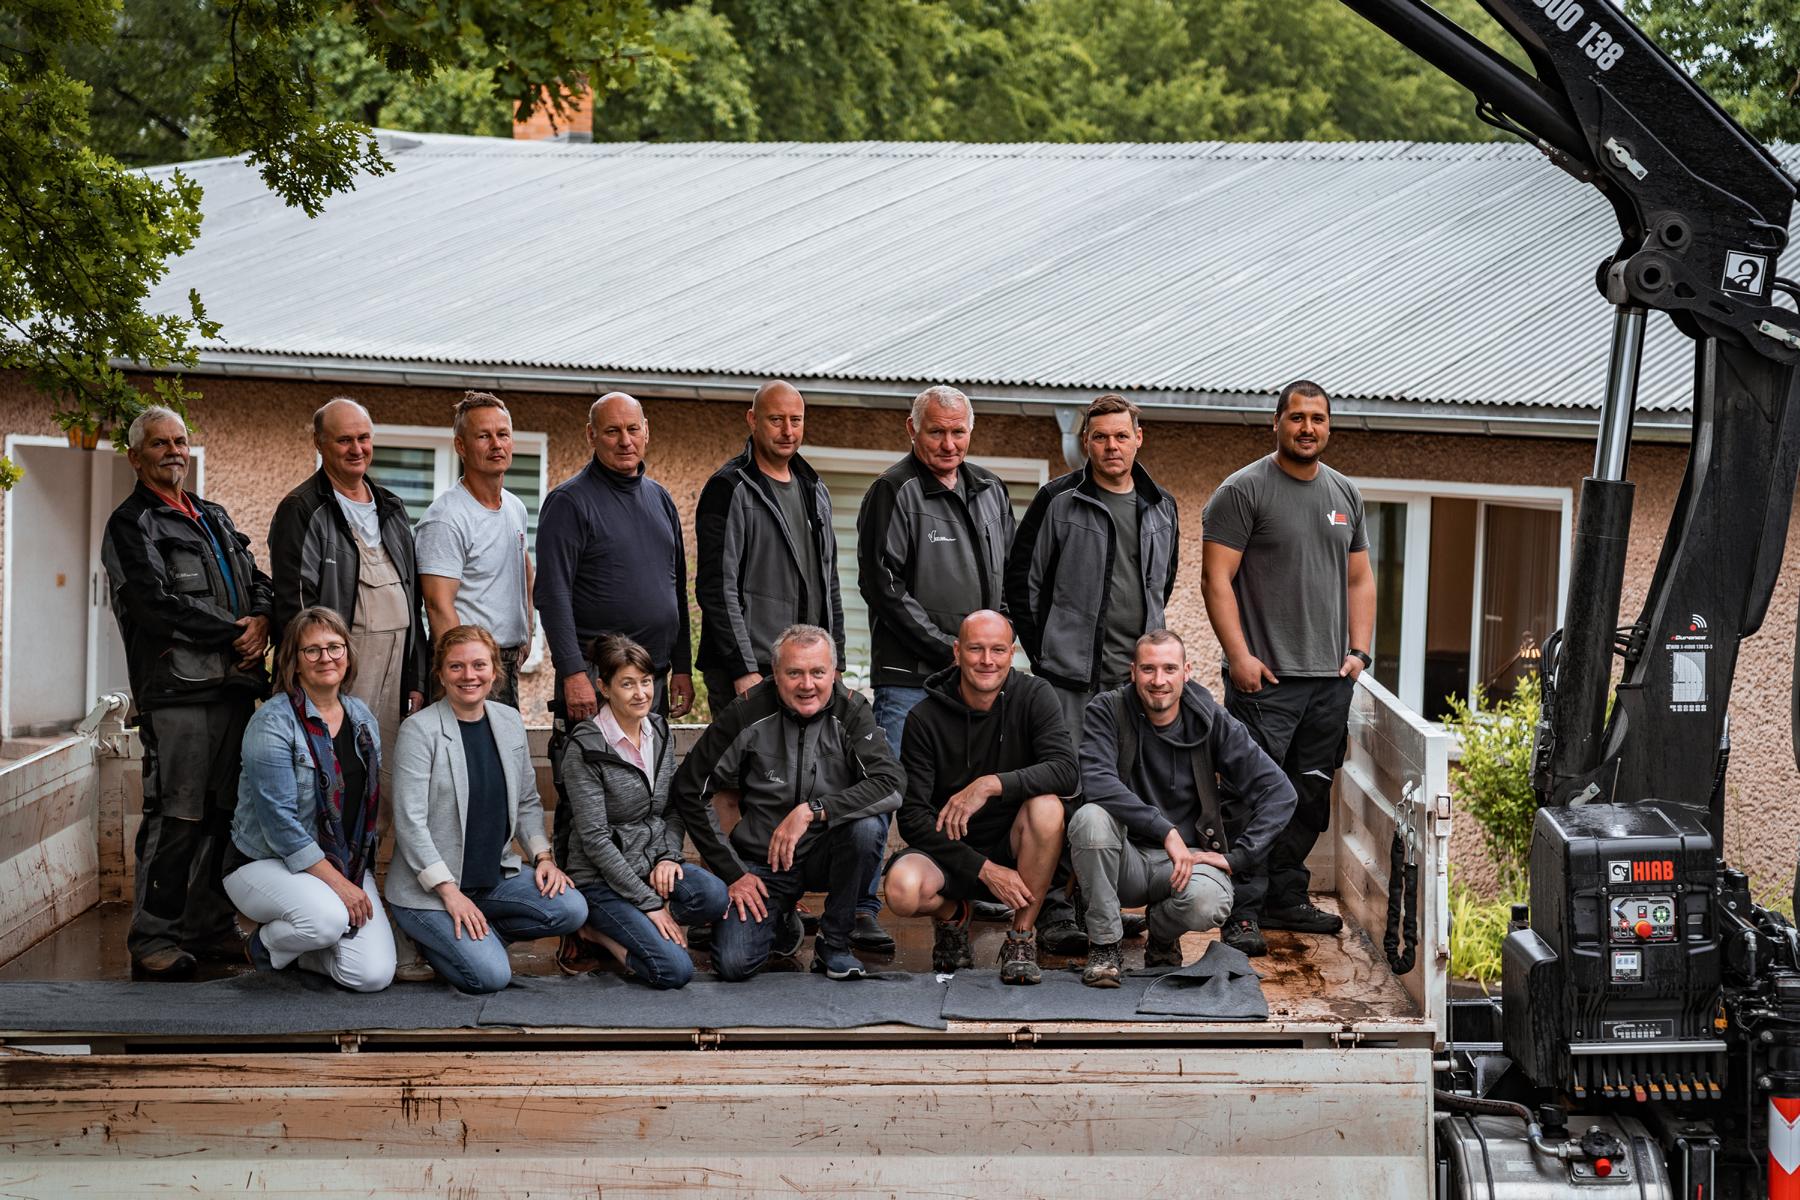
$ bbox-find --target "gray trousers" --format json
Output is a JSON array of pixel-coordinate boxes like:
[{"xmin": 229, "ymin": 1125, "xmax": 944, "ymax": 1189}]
[{"xmin": 1068, "ymin": 805, "xmax": 1233, "ymax": 945}]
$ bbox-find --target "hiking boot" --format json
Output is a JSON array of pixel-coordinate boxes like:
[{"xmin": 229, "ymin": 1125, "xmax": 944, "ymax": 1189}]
[
  {"xmin": 131, "ymin": 945, "xmax": 197, "ymax": 981},
  {"xmin": 932, "ymin": 913, "xmax": 975, "ymax": 973},
  {"xmin": 810, "ymin": 939, "xmax": 867, "ymax": 981},
  {"xmin": 999, "ymin": 930, "xmax": 1042, "ymax": 985},
  {"xmin": 394, "ymin": 959, "xmax": 437, "ymax": 983},
  {"xmin": 1083, "ymin": 940, "xmax": 1124, "ymax": 988},
  {"xmin": 850, "ymin": 912, "xmax": 896, "ymax": 954},
  {"xmin": 1035, "ymin": 916, "xmax": 1088, "ymax": 957},
  {"xmin": 771, "ymin": 906, "xmax": 806, "ymax": 959},
  {"xmin": 970, "ymin": 900, "xmax": 1012, "ymax": 923},
  {"xmin": 1261, "ymin": 901, "xmax": 1344, "ymax": 934},
  {"xmin": 244, "ymin": 927, "xmax": 273, "ymax": 972},
  {"xmin": 1122, "ymin": 912, "xmax": 1150, "ymax": 940},
  {"xmin": 1145, "ymin": 935, "xmax": 1184, "ymax": 969},
  {"xmin": 1221, "ymin": 917, "xmax": 1268, "ymax": 958},
  {"xmin": 183, "ymin": 925, "xmax": 247, "ymax": 962}
]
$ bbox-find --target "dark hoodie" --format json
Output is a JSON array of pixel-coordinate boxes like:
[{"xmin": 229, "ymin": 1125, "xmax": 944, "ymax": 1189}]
[{"xmin": 895, "ymin": 665, "xmax": 1078, "ymax": 886}]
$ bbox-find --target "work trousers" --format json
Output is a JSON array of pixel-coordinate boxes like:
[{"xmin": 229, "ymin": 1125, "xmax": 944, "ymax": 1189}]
[
  {"xmin": 223, "ymin": 860, "xmax": 396, "ymax": 992},
  {"xmin": 1068, "ymin": 805, "xmax": 1233, "ymax": 945},
  {"xmin": 1221, "ymin": 673, "xmax": 1355, "ymax": 919},
  {"xmin": 131, "ymin": 699, "xmax": 254, "ymax": 959}
]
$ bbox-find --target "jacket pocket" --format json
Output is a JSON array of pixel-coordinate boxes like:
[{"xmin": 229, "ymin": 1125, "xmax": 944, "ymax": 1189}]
[{"xmin": 163, "ymin": 545, "xmax": 214, "ymax": 597}]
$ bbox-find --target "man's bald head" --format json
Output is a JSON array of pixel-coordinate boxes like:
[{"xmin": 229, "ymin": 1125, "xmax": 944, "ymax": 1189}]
[
  {"xmin": 752, "ymin": 379, "xmax": 803, "ymax": 413},
  {"xmin": 960, "ymin": 609, "xmax": 1013, "ymax": 643},
  {"xmin": 748, "ymin": 380, "xmax": 805, "ymax": 473},
  {"xmin": 587, "ymin": 391, "xmax": 649, "ymax": 474}
]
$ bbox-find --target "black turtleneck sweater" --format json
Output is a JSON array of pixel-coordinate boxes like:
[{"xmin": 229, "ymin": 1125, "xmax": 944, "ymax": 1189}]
[
  {"xmin": 534, "ymin": 458, "xmax": 691, "ymax": 678},
  {"xmin": 896, "ymin": 666, "xmax": 1078, "ymax": 882}
]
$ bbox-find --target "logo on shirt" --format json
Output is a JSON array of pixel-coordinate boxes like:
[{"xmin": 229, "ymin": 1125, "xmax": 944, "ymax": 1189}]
[
  {"xmin": 762, "ymin": 770, "xmax": 787, "ymax": 785},
  {"xmin": 927, "ymin": 528, "xmax": 958, "ymax": 544},
  {"xmin": 1326, "ymin": 510, "xmax": 1350, "ymax": 527}
]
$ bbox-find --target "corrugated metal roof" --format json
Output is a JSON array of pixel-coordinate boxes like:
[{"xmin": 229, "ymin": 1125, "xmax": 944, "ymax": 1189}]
[{"xmin": 146, "ymin": 134, "xmax": 1800, "ymax": 419}]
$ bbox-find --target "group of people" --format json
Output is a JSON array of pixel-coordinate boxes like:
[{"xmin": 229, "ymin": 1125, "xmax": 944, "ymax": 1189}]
[{"xmin": 100, "ymin": 374, "xmax": 1373, "ymax": 997}]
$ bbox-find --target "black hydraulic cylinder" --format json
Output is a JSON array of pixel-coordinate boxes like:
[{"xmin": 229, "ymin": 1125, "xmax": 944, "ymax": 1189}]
[{"xmin": 1546, "ymin": 476, "xmax": 1633, "ymax": 801}]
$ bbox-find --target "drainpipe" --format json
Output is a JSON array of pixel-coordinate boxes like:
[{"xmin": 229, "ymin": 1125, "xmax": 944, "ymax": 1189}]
[{"xmin": 1056, "ymin": 406, "xmax": 1085, "ymax": 472}]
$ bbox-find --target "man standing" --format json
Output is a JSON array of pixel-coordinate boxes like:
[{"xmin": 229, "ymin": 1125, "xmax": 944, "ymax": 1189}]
[
  {"xmin": 415, "ymin": 392, "xmax": 534, "ymax": 708},
  {"xmin": 1201, "ymin": 379, "xmax": 1375, "ymax": 956},
  {"xmin": 1072, "ymin": 631, "xmax": 1295, "ymax": 984},
  {"xmin": 856, "ymin": 385, "xmax": 1014, "ymax": 945},
  {"xmin": 884, "ymin": 611, "xmax": 1074, "ymax": 985},
  {"xmin": 103, "ymin": 406, "xmax": 273, "ymax": 978},
  {"xmin": 1007, "ymin": 393, "xmax": 1179, "ymax": 750},
  {"xmin": 696, "ymin": 379, "xmax": 843, "ymax": 708},
  {"xmin": 672, "ymin": 626, "xmax": 902, "ymax": 982},
  {"xmin": 269, "ymin": 396, "xmax": 427, "ymax": 792}
]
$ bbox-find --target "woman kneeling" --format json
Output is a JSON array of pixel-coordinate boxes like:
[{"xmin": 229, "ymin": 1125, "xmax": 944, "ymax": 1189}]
[
  {"xmin": 385, "ymin": 625, "xmax": 585, "ymax": 993},
  {"xmin": 561, "ymin": 635, "xmax": 726, "ymax": 988},
  {"xmin": 226, "ymin": 606, "xmax": 395, "ymax": 992}
]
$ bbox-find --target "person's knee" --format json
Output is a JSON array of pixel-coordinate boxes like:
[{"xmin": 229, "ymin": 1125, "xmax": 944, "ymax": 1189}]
[
  {"xmin": 289, "ymin": 894, "xmax": 354, "ymax": 952},
  {"xmin": 1067, "ymin": 804, "xmax": 1118, "ymax": 851},
  {"xmin": 842, "ymin": 815, "xmax": 887, "ymax": 856},
  {"xmin": 547, "ymin": 890, "xmax": 589, "ymax": 935},
  {"xmin": 1020, "ymin": 794, "xmax": 1064, "ymax": 841},
  {"xmin": 465, "ymin": 955, "xmax": 515, "ymax": 995},
  {"xmin": 341, "ymin": 949, "xmax": 397, "ymax": 993},
  {"xmin": 713, "ymin": 943, "xmax": 764, "ymax": 983},
  {"xmin": 1177, "ymin": 872, "xmax": 1235, "ymax": 932},
  {"xmin": 643, "ymin": 949, "xmax": 696, "ymax": 990},
  {"xmin": 883, "ymin": 859, "xmax": 930, "ymax": 916}
]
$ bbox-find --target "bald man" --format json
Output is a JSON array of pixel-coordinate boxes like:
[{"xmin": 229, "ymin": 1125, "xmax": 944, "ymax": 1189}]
[
  {"xmin": 884, "ymin": 611, "xmax": 1075, "ymax": 985},
  {"xmin": 696, "ymin": 381, "xmax": 844, "ymax": 709},
  {"xmin": 535, "ymin": 392, "xmax": 693, "ymax": 866}
]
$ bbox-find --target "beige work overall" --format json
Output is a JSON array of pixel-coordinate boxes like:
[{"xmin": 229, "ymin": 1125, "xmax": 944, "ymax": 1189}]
[{"xmin": 346, "ymin": 534, "xmax": 411, "ymax": 804}]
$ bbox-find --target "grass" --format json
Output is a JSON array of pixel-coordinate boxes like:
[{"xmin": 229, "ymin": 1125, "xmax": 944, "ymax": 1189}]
[{"xmin": 1449, "ymin": 873, "xmax": 1526, "ymax": 990}]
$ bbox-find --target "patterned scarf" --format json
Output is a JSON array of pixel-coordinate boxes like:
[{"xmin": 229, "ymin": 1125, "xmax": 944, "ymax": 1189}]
[{"xmin": 288, "ymin": 690, "xmax": 380, "ymax": 885}]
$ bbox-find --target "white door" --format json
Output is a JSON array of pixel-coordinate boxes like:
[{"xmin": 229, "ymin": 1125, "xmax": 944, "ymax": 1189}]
[{"xmin": 86, "ymin": 451, "xmax": 138, "ymax": 708}]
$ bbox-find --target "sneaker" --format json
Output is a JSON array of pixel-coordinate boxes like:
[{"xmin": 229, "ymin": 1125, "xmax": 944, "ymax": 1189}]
[
  {"xmin": 686, "ymin": 922, "xmax": 713, "ymax": 950},
  {"xmin": 932, "ymin": 912, "xmax": 974, "ymax": 973},
  {"xmin": 771, "ymin": 907, "xmax": 806, "ymax": 959},
  {"xmin": 244, "ymin": 928, "xmax": 273, "ymax": 972},
  {"xmin": 970, "ymin": 900, "xmax": 1012, "ymax": 923},
  {"xmin": 999, "ymin": 930, "xmax": 1042, "ymax": 985},
  {"xmin": 1035, "ymin": 917, "xmax": 1088, "ymax": 957},
  {"xmin": 850, "ymin": 912, "xmax": 896, "ymax": 954},
  {"xmin": 131, "ymin": 945, "xmax": 197, "ymax": 981},
  {"xmin": 1122, "ymin": 912, "xmax": 1150, "ymax": 940},
  {"xmin": 183, "ymin": 925, "xmax": 247, "ymax": 962},
  {"xmin": 394, "ymin": 959, "xmax": 437, "ymax": 983},
  {"xmin": 1145, "ymin": 935, "xmax": 1184, "ymax": 969},
  {"xmin": 1261, "ymin": 901, "xmax": 1344, "ymax": 934},
  {"xmin": 810, "ymin": 939, "xmax": 867, "ymax": 981},
  {"xmin": 1083, "ymin": 940, "xmax": 1123, "ymax": 988},
  {"xmin": 1221, "ymin": 917, "xmax": 1269, "ymax": 958}
]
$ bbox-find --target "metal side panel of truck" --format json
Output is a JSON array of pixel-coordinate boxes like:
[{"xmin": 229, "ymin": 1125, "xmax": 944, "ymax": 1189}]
[{"xmin": 0, "ymin": 677, "xmax": 1449, "ymax": 1197}]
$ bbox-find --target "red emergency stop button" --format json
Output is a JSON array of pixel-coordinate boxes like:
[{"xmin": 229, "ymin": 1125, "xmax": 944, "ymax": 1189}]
[
  {"xmin": 1635, "ymin": 920, "xmax": 1654, "ymax": 939},
  {"xmin": 1594, "ymin": 1157, "xmax": 1613, "ymax": 1177}
]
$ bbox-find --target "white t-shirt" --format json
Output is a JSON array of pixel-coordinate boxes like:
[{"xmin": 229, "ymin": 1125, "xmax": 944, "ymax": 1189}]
[
  {"xmin": 414, "ymin": 483, "xmax": 531, "ymax": 647},
  {"xmin": 334, "ymin": 489, "xmax": 381, "ymax": 547}
]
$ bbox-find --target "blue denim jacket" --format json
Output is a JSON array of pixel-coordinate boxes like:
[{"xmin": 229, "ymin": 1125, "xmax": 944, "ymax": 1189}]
[{"xmin": 230, "ymin": 691, "xmax": 380, "ymax": 872}]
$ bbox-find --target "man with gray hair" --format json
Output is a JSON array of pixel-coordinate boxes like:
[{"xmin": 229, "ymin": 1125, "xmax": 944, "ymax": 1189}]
[
  {"xmin": 672, "ymin": 624, "xmax": 902, "ymax": 982},
  {"xmin": 853, "ymin": 384, "xmax": 1015, "ymax": 949},
  {"xmin": 102, "ymin": 406, "xmax": 274, "ymax": 978},
  {"xmin": 415, "ymin": 391, "xmax": 534, "ymax": 707}
]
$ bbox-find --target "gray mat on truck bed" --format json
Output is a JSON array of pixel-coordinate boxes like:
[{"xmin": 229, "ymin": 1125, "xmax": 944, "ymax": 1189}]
[
  {"xmin": 477, "ymin": 971, "xmax": 950, "ymax": 1030},
  {"xmin": 1135, "ymin": 942, "xmax": 1269, "ymax": 1020},
  {"xmin": 941, "ymin": 944, "xmax": 1268, "ymax": 1022},
  {"xmin": 0, "ymin": 974, "xmax": 486, "ymax": 1034}
]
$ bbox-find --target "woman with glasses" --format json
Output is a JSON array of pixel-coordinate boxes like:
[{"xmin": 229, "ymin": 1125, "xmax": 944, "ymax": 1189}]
[
  {"xmin": 560, "ymin": 634, "xmax": 726, "ymax": 988},
  {"xmin": 384, "ymin": 624, "xmax": 585, "ymax": 993},
  {"xmin": 225, "ymin": 606, "xmax": 395, "ymax": 991}
]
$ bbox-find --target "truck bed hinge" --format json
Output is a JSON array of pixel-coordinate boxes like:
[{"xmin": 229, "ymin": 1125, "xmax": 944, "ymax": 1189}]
[{"xmin": 1332, "ymin": 1028, "xmax": 1364, "ymax": 1049}]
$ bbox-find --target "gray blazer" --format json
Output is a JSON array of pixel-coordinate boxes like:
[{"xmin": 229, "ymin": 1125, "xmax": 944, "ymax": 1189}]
[{"xmin": 385, "ymin": 699, "xmax": 553, "ymax": 911}]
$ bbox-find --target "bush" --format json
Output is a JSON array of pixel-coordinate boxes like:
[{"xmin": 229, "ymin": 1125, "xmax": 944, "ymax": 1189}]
[
  {"xmin": 1441, "ymin": 676, "xmax": 1542, "ymax": 884},
  {"xmin": 1449, "ymin": 872, "xmax": 1527, "ymax": 988}
]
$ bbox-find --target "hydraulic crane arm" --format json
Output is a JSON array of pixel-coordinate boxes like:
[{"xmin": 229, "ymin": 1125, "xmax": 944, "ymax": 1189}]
[{"xmin": 1344, "ymin": 0, "xmax": 1800, "ymax": 837}]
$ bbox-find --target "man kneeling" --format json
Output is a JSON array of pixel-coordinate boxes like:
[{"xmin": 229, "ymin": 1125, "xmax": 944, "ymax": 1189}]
[
  {"xmin": 885, "ymin": 611, "xmax": 1076, "ymax": 985},
  {"xmin": 673, "ymin": 624, "xmax": 903, "ymax": 981},
  {"xmin": 1074, "ymin": 630, "xmax": 1296, "ymax": 986}
]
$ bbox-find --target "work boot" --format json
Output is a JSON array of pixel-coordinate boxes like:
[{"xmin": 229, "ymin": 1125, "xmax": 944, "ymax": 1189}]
[
  {"xmin": 1145, "ymin": 935, "xmax": 1184, "ymax": 969},
  {"xmin": 932, "ymin": 906, "xmax": 975, "ymax": 973},
  {"xmin": 1083, "ymin": 940, "xmax": 1123, "ymax": 988},
  {"xmin": 394, "ymin": 960, "xmax": 438, "ymax": 983},
  {"xmin": 131, "ymin": 945, "xmax": 197, "ymax": 981},
  {"xmin": 850, "ymin": 912, "xmax": 896, "ymax": 954},
  {"xmin": 1261, "ymin": 901, "xmax": 1344, "ymax": 934},
  {"xmin": 771, "ymin": 906, "xmax": 806, "ymax": 959},
  {"xmin": 810, "ymin": 939, "xmax": 868, "ymax": 981},
  {"xmin": 970, "ymin": 900, "xmax": 1012, "ymax": 923},
  {"xmin": 1035, "ymin": 916, "xmax": 1088, "ymax": 957},
  {"xmin": 1221, "ymin": 917, "xmax": 1268, "ymax": 958},
  {"xmin": 999, "ymin": 929, "xmax": 1042, "ymax": 985},
  {"xmin": 183, "ymin": 924, "xmax": 247, "ymax": 962},
  {"xmin": 1122, "ymin": 912, "xmax": 1150, "ymax": 940}
]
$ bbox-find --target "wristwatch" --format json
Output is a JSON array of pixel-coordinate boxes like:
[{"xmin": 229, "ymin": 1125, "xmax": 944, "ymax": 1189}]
[
  {"xmin": 1349, "ymin": 648, "xmax": 1373, "ymax": 669},
  {"xmin": 808, "ymin": 797, "xmax": 826, "ymax": 820}
]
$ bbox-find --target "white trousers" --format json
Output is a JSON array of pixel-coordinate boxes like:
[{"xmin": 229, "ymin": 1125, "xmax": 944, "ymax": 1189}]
[{"xmin": 224, "ymin": 860, "xmax": 396, "ymax": 992}]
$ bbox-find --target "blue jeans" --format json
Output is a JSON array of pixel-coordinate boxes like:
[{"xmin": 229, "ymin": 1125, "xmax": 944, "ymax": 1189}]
[
  {"xmin": 580, "ymin": 867, "xmax": 729, "ymax": 990},
  {"xmin": 389, "ymin": 870, "xmax": 587, "ymax": 994},
  {"xmin": 863, "ymin": 686, "xmax": 928, "ymax": 916},
  {"xmin": 712, "ymin": 815, "xmax": 887, "ymax": 981}
]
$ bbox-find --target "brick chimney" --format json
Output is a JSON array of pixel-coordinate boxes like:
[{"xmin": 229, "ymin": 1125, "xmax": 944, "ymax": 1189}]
[{"xmin": 513, "ymin": 86, "xmax": 593, "ymax": 140}]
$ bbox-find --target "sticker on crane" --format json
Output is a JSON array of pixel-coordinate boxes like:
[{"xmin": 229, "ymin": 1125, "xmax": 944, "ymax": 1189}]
[
  {"xmin": 1668, "ymin": 615, "xmax": 1711, "ymax": 712},
  {"xmin": 1724, "ymin": 252, "xmax": 1771, "ymax": 299}
]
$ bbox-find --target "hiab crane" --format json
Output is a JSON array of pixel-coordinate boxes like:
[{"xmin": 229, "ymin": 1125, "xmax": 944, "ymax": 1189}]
[{"xmin": 1343, "ymin": 0, "xmax": 1800, "ymax": 1194}]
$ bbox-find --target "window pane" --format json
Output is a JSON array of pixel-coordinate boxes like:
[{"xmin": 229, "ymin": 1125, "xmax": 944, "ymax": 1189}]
[
  {"xmin": 1478, "ymin": 504, "xmax": 1558, "ymax": 701},
  {"xmin": 504, "ymin": 453, "xmax": 544, "ymax": 542},
  {"xmin": 1424, "ymin": 497, "xmax": 1477, "ymax": 720},
  {"xmin": 369, "ymin": 445, "xmax": 437, "ymax": 524},
  {"xmin": 1364, "ymin": 500, "xmax": 1407, "ymax": 694}
]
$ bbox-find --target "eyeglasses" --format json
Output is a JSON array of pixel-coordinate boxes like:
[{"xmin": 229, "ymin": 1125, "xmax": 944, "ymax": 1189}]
[{"xmin": 300, "ymin": 642, "xmax": 348, "ymax": 663}]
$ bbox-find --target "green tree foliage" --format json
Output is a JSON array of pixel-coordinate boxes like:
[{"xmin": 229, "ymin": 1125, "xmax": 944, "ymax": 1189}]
[
  {"xmin": 1627, "ymin": 0, "xmax": 1800, "ymax": 142},
  {"xmin": 1441, "ymin": 676, "xmax": 1542, "ymax": 883}
]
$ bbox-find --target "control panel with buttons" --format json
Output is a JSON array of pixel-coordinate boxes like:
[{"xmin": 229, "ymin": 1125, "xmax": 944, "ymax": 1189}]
[{"xmin": 1609, "ymin": 895, "xmax": 1677, "ymax": 944}]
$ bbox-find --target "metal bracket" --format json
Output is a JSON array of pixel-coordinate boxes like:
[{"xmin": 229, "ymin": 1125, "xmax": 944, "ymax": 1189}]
[
  {"xmin": 1332, "ymin": 1028, "xmax": 1364, "ymax": 1048},
  {"xmin": 693, "ymin": 1030, "xmax": 722, "ymax": 1049},
  {"xmin": 1759, "ymin": 320, "xmax": 1800, "ymax": 352},
  {"xmin": 335, "ymin": 1033, "xmax": 364, "ymax": 1053},
  {"xmin": 1008, "ymin": 1027, "xmax": 1041, "ymax": 1046},
  {"xmin": 1602, "ymin": 137, "xmax": 1648, "ymax": 181}
]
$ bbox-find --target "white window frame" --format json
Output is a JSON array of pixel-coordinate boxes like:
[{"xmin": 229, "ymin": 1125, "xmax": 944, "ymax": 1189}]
[
  {"xmin": 1351, "ymin": 476, "xmax": 1572, "ymax": 717},
  {"xmin": 368, "ymin": 423, "xmax": 550, "ymax": 505}
]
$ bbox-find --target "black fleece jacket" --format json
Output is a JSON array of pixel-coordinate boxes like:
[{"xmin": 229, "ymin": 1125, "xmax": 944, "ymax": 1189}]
[{"xmin": 896, "ymin": 665, "xmax": 1077, "ymax": 884}]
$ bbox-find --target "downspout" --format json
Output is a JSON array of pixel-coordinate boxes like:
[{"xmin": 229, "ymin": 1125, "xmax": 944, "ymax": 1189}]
[{"xmin": 1056, "ymin": 405, "xmax": 1085, "ymax": 472}]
